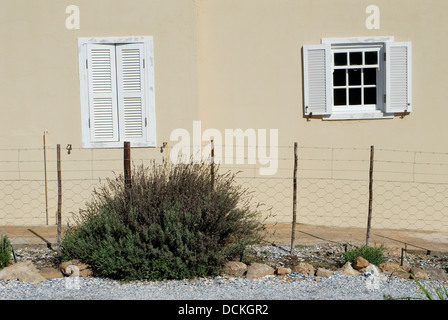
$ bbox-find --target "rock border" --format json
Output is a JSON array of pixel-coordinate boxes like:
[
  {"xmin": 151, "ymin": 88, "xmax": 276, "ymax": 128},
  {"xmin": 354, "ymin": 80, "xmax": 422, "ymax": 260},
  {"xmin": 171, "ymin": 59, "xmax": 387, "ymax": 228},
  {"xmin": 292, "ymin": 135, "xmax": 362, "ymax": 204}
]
[
  {"xmin": 1, "ymin": 255, "xmax": 446, "ymax": 283},
  {"xmin": 221, "ymin": 256, "xmax": 447, "ymax": 282},
  {"xmin": 0, "ymin": 259, "xmax": 92, "ymax": 283}
]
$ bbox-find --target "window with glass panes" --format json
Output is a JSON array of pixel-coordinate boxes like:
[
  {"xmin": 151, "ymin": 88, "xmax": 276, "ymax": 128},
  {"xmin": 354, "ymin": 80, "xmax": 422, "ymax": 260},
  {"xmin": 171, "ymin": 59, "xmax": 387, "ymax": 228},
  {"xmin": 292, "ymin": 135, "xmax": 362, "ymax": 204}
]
[
  {"xmin": 332, "ymin": 47, "xmax": 381, "ymax": 110},
  {"xmin": 303, "ymin": 37, "xmax": 411, "ymax": 120}
]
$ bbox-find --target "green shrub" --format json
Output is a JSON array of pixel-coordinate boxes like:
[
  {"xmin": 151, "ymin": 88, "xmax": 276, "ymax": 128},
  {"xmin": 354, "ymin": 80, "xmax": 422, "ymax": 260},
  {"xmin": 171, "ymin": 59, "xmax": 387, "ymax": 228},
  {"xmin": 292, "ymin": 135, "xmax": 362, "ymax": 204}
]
[
  {"xmin": 342, "ymin": 244, "xmax": 385, "ymax": 266},
  {"xmin": 0, "ymin": 233, "xmax": 12, "ymax": 269},
  {"xmin": 61, "ymin": 161, "xmax": 268, "ymax": 281}
]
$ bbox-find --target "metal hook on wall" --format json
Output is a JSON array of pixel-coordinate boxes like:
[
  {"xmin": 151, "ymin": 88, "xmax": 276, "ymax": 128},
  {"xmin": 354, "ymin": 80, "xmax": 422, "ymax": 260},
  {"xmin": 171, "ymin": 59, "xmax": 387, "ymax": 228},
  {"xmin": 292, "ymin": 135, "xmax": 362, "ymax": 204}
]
[{"xmin": 160, "ymin": 142, "xmax": 167, "ymax": 153}]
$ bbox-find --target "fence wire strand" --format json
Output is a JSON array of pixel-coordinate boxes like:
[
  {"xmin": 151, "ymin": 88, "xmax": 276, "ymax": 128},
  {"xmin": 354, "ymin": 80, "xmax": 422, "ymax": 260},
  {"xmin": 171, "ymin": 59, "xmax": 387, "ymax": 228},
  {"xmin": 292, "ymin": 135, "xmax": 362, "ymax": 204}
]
[{"xmin": 1, "ymin": 143, "xmax": 448, "ymax": 249}]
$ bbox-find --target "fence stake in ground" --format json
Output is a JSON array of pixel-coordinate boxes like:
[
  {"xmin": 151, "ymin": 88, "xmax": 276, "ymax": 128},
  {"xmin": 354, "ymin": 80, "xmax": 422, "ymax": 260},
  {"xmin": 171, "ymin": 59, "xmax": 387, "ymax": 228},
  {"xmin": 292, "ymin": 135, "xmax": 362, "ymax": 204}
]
[
  {"xmin": 211, "ymin": 139, "xmax": 215, "ymax": 190},
  {"xmin": 124, "ymin": 141, "xmax": 131, "ymax": 190},
  {"xmin": 43, "ymin": 130, "xmax": 49, "ymax": 225},
  {"xmin": 291, "ymin": 142, "xmax": 298, "ymax": 254},
  {"xmin": 366, "ymin": 145, "xmax": 374, "ymax": 247},
  {"xmin": 57, "ymin": 144, "xmax": 62, "ymax": 245}
]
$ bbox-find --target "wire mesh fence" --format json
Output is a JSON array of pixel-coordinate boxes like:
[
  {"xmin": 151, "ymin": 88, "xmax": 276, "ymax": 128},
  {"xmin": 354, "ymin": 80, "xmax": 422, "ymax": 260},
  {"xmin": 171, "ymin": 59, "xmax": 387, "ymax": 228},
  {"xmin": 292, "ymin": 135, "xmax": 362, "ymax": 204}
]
[{"xmin": 1, "ymin": 142, "xmax": 448, "ymax": 250}]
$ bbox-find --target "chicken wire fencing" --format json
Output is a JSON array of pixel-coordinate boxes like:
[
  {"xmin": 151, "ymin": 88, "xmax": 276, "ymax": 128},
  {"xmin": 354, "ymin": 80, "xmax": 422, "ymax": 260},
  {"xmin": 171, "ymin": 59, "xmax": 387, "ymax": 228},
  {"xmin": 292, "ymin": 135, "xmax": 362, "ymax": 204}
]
[{"xmin": 1, "ymin": 142, "xmax": 448, "ymax": 248}]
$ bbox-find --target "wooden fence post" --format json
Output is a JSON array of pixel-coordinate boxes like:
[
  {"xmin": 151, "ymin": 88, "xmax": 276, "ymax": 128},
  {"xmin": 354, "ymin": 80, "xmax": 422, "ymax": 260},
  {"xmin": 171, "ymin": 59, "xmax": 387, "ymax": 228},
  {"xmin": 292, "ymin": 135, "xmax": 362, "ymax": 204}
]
[
  {"xmin": 43, "ymin": 131, "xmax": 49, "ymax": 225},
  {"xmin": 291, "ymin": 142, "xmax": 298, "ymax": 254},
  {"xmin": 124, "ymin": 141, "xmax": 131, "ymax": 190},
  {"xmin": 57, "ymin": 144, "xmax": 62, "ymax": 245},
  {"xmin": 210, "ymin": 139, "xmax": 215, "ymax": 190},
  {"xmin": 366, "ymin": 145, "xmax": 374, "ymax": 246}
]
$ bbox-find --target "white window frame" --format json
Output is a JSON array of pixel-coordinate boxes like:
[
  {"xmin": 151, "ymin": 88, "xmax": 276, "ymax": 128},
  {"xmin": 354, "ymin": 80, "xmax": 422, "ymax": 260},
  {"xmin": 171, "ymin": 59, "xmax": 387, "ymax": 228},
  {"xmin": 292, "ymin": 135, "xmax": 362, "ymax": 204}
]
[
  {"xmin": 78, "ymin": 37, "xmax": 156, "ymax": 148},
  {"xmin": 331, "ymin": 45, "xmax": 383, "ymax": 113},
  {"xmin": 303, "ymin": 37, "xmax": 412, "ymax": 120}
]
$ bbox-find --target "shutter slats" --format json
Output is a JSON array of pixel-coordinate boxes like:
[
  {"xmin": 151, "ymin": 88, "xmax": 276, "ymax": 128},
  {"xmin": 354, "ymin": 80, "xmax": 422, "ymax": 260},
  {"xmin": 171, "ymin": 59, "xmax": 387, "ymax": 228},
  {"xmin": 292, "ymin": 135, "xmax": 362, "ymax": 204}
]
[
  {"xmin": 303, "ymin": 45, "xmax": 332, "ymax": 116},
  {"xmin": 83, "ymin": 40, "xmax": 154, "ymax": 146},
  {"xmin": 116, "ymin": 44, "xmax": 146, "ymax": 140},
  {"xmin": 121, "ymin": 48, "xmax": 142, "ymax": 92},
  {"xmin": 123, "ymin": 97, "xmax": 143, "ymax": 138},
  {"xmin": 87, "ymin": 44, "xmax": 119, "ymax": 142},
  {"xmin": 90, "ymin": 49, "xmax": 113, "ymax": 93},
  {"xmin": 385, "ymin": 42, "xmax": 412, "ymax": 113}
]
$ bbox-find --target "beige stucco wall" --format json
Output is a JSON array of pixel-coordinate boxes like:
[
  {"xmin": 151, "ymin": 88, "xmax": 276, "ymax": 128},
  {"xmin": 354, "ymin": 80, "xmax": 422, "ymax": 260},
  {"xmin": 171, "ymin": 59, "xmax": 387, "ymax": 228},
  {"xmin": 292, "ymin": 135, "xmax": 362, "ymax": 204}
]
[
  {"xmin": 0, "ymin": 0, "xmax": 199, "ymax": 150},
  {"xmin": 0, "ymin": 0, "xmax": 201, "ymax": 225},
  {"xmin": 195, "ymin": 0, "xmax": 448, "ymax": 233},
  {"xmin": 1, "ymin": 0, "xmax": 448, "ymax": 233},
  {"xmin": 197, "ymin": 0, "xmax": 448, "ymax": 151}
]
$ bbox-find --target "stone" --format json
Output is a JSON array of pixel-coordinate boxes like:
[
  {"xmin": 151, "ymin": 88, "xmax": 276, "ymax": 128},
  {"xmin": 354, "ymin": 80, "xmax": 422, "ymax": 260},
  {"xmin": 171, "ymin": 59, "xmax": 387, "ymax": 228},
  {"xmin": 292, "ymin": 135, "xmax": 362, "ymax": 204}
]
[
  {"xmin": 275, "ymin": 266, "xmax": 291, "ymax": 276},
  {"xmin": 315, "ymin": 268, "xmax": 333, "ymax": 277},
  {"xmin": 245, "ymin": 263, "xmax": 275, "ymax": 279},
  {"xmin": 222, "ymin": 261, "xmax": 247, "ymax": 277},
  {"xmin": 0, "ymin": 260, "xmax": 46, "ymax": 283},
  {"xmin": 401, "ymin": 260, "xmax": 412, "ymax": 272},
  {"xmin": 379, "ymin": 262, "xmax": 409, "ymax": 279},
  {"xmin": 39, "ymin": 267, "xmax": 64, "ymax": 279},
  {"xmin": 294, "ymin": 262, "xmax": 314, "ymax": 276},
  {"xmin": 60, "ymin": 259, "xmax": 92, "ymax": 277},
  {"xmin": 352, "ymin": 256, "xmax": 370, "ymax": 271},
  {"xmin": 364, "ymin": 264, "xmax": 388, "ymax": 281},
  {"xmin": 410, "ymin": 267, "xmax": 429, "ymax": 280},
  {"xmin": 365, "ymin": 264, "xmax": 380, "ymax": 275},
  {"xmin": 423, "ymin": 267, "xmax": 448, "ymax": 282},
  {"xmin": 59, "ymin": 259, "xmax": 79, "ymax": 275},
  {"xmin": 340, "ymin": 261, "xmax": 359, "ymax": 276}
]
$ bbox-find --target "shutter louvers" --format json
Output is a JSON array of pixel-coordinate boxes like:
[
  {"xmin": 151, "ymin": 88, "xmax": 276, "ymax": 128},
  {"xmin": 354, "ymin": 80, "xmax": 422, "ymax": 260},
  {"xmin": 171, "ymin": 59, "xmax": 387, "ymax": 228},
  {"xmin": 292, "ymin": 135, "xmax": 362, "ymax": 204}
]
[
  {"xmin": 87, "ymin": 44, "xmax": 119, "ymax": 142},
  {"xmin": 116, "ymin": 44, "xmax": 146, "ymax": 141},
  {"xmin": 385, "ymin": 42, "xmax": 412, "ymax": 113},
  {"xmin": 302, "ymin": 44, "xmax": 332, "ymax": 116}
]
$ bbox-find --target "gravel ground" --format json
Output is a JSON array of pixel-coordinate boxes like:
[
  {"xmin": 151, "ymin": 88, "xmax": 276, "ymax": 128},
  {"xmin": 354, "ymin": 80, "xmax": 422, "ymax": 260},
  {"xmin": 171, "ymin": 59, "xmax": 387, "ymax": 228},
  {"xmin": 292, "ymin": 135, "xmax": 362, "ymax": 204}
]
[
  {"xmin": 1, "ymin": 244, "xmax": 447, "ymax": 301},
  {"xmin": 0, "ymin": 272, "xmax": 441, "ymax": 300}
]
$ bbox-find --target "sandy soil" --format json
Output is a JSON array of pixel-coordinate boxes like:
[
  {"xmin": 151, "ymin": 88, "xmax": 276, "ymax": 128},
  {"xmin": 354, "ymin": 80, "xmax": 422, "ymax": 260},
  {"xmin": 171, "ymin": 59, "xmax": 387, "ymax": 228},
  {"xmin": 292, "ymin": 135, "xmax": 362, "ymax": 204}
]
[
  {"xmin": 1, "ymin": 223, "xmax": 447, "ymax": 255},
  {"xmin": 265, "ymin": 223, "xmax": 448, "ymax": 255}
]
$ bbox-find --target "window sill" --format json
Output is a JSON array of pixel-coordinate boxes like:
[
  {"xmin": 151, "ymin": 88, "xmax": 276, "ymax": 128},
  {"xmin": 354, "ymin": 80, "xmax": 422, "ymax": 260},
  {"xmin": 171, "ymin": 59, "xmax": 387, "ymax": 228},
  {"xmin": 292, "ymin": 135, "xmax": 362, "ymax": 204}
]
[{"xmin": 322, "ymin": 111, "xmax": 394, "ymax": 120}]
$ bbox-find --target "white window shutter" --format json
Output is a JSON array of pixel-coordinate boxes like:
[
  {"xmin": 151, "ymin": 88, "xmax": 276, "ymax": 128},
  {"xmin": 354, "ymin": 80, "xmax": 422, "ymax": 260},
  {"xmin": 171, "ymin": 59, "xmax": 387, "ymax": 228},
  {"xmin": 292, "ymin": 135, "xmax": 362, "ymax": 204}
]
[
  {"xmin": 116, "ymin": 43, "xmax": 146, "ymax": 141},
  {"xmin": 86, "ymin": 44, "xmax": 119, "ymax": 142},
  {"xmin": 303, "ymin": 44, "xmax": 332, "ymax": 116},
  {"xmin": 385, "ymin": 42, "xmax": 412, "ymax": 113}
]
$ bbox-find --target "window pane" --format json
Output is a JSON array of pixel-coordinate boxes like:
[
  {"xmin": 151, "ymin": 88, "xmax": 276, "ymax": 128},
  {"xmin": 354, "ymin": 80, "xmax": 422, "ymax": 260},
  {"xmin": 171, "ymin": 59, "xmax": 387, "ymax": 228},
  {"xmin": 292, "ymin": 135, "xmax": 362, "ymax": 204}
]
[
  {"xmin": 364, "ymin": 68, "xmax": 376, "ymax": 85},
  {"xmin": 365, "ymin": 51, "xmax": 378, "ymax": 65},
  {"xmin": 349, "ymin": 88, "xmax": 361, "ymax": 105},
  {"xmin": 334, "ymin": 53, "xmax": 347, "ymax": 66},
  {"xmin": 334, "ymin": 88, "xmax": 346, "ymax": 105},
  {"xmin": 348, "ymin": 69, "xmax": 361, "ymax": 85},
  {"xmin": 349, "ymin": 52, "xmax": 362, "ymax": 65},
  {"xmin": 333, "ymin": 69, "xmax": 346, "ymax": 86},
  {"xmin": 364, "ymin": 88, "xmax": 377, "ymax": 104}
]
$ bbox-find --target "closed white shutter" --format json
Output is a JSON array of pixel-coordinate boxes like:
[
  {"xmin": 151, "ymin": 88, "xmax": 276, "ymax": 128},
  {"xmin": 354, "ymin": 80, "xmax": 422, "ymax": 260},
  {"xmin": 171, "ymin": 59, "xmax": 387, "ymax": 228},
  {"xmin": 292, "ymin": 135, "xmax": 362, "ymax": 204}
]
[
  {"xmin": 116, "ymin": 43, "xmax": 146, "ymax": 141},
  {"xmin": 303, "ymin": 44, "xmax": 332, "ymax": 116},
  {"xmin": 385, "ymin": 42, "xmax": 412, "ymax": 113},
  {"xmin": 79, "ymin": 37, "xmax": 156, "ymax": 148},
  {"xmin": 86, "ymin": 44, "xmax": 119, "ymax": 142}
]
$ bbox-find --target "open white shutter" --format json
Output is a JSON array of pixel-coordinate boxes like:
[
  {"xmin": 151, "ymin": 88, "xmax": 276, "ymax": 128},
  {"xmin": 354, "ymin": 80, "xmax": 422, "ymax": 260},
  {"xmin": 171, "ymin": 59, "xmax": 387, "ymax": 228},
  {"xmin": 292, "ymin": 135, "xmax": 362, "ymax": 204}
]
[
  {"xmin": 87, "ymin": 44, "xmax": 119, "ymax": 142},
  {"xmin": 116, "ymin": 43, "xmax": 146, "ymax": 141},
  {"xmin": 303, "ymin": 44, "xmax": 332, "ymax": 116},
  {"xmin": 385, "ymin": 42, "xmax": 412, "ymax": 113}
]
